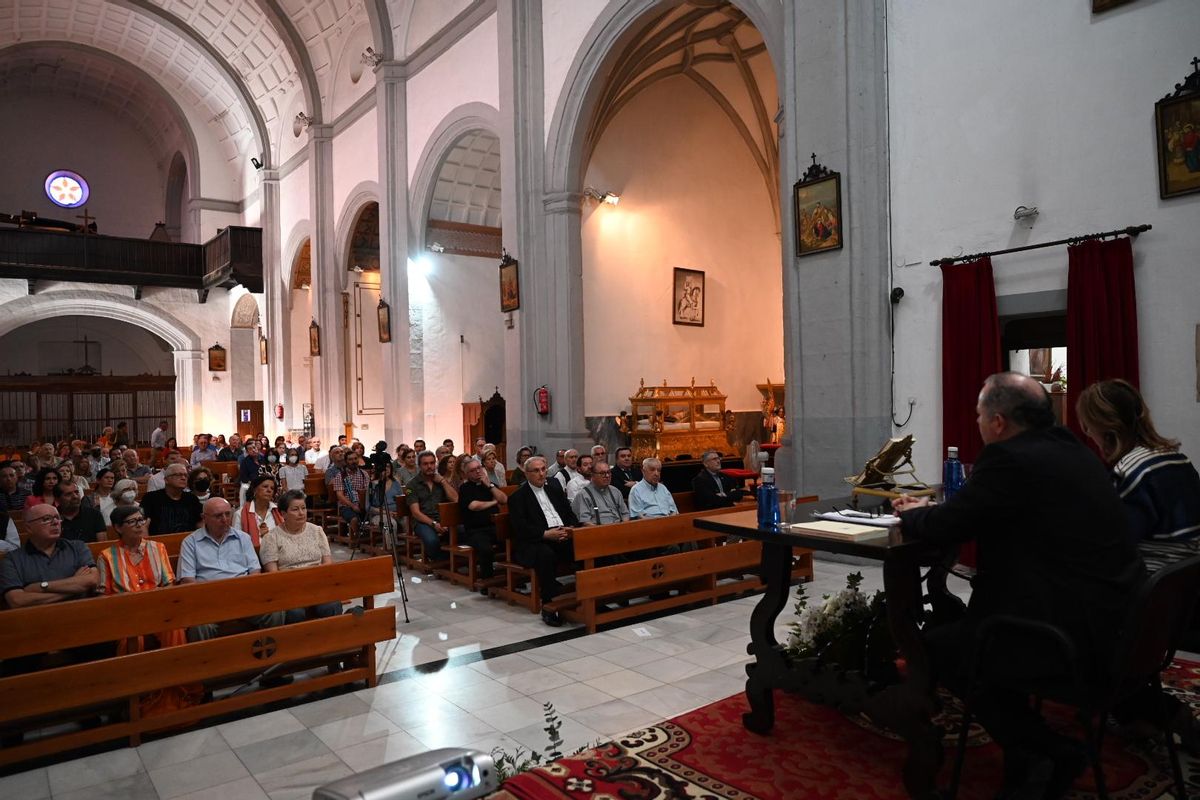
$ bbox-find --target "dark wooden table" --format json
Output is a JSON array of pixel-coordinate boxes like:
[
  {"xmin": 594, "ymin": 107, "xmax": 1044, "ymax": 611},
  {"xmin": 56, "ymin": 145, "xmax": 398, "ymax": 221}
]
[{"xmin": 694, "ymin": 497, "xmax": 963, "ymax": 799}]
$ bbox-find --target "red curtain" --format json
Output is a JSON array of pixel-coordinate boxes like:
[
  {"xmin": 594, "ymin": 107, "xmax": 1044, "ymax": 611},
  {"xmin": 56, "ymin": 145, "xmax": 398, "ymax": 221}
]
[
  {"xmin": 1066, "ymin": 237, "xmax": 1139, "ymax": 443},
  {"xmin": 941, "ymin": 258, "xmax": 1001, "ymax": 569}
]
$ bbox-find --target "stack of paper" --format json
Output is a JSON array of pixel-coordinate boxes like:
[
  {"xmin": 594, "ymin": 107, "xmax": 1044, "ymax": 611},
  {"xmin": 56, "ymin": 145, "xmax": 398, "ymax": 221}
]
[
  {"xmin": 814, "ymin": 510, "xmax": 901, "ymax": 528},
  {"xmin": 787, "ymin": 520, "xmax": 891, "ymax": 541}
]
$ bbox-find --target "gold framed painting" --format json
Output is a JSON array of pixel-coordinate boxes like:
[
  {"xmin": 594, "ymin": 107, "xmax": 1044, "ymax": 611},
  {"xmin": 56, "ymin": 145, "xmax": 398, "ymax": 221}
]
[
  {"xmin": 258, "ymin": 331, "xmax": 268, "ymax": 365},
  {"xmin": 377, "ymin": 298, "xmax": 392, "ymax": 343},
  {"xmin": 793, "ymin": 158, "xmax": 843, "ymax": 257},
  {"xmin": 1156, "ymin": 71, "xmax": 1200, "ymax": 199},
  {"xmin": 309, "ymin": 320, "xmax": 321, "ymax": 357},
  {"xmin": 207, "ymin": 343, "xmax": 226, "ymax": 371},
  {"xmin": 499, "ymin": 256, "xmax": 520, "ymax": 312},
  {"xmin": 672, "ymin": 267, "xmax": 705, "ymax": 327}
]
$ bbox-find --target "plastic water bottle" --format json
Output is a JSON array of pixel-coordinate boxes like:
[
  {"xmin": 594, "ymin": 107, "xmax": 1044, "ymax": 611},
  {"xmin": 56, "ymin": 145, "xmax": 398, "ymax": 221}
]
[
  {"xmin": 757, "ymin": 467, "xmax": 780, "ymax": 529},
  {"xmin": 943, "ymin": 446, "xmax": 965, "ymax": 501}
]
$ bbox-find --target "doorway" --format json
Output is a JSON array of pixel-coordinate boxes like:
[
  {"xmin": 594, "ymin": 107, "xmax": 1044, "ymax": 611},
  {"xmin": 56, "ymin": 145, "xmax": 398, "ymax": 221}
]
[{"xmin": 236, "ymin": 401, "xmax": 264, "ymax": 440}]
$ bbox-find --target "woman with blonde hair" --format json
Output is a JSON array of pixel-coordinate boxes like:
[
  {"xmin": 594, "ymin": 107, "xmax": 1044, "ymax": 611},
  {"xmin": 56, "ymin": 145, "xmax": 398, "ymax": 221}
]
[{"xmin": 1076, "ymin": 378, "xmax": 1200, "ymax": 572}]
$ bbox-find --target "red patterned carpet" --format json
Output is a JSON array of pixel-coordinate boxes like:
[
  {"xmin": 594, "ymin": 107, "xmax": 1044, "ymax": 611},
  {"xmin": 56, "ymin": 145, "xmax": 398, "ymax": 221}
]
[{"xmin": 495, "ymin": 660, "xmax": 1200, "ymax": 799}]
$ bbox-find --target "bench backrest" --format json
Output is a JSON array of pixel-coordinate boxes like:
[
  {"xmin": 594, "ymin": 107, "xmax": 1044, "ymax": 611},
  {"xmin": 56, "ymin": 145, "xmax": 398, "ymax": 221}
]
[{"xmin": 571, "ymin": 505, "xmax": 746, "ymax": 561}]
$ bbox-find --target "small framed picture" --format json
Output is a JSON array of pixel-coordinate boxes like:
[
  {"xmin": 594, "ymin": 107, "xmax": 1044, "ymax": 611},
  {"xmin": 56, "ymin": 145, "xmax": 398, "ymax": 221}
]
[
  {"xmin": 672, "ymin": 267, "xmax": 705, "ymax": 327},
  {"xmin": 793, "ymin": 168, "xmax": 843, "ymax": 257},
  {"xmin": 377, "ymin": 298, "xmax": 392, "ymax": 343},
  {"xmin": 309, "ymin": 320, "xmax": 321, "ymax": 357},
  {"xmin": 258, "ymin": 332, "xmax": 268, "ymax": 365},
  {"xmin": 207, "ymin": 343, "xmax": 227, "ymax": 371},
  {"xmin": 499, "ymin": 256, "xmax": 520, "ymax": 312},
  {"xmin": 1156, "ymin": 84, "xmax": 1200, "ymax": 199}
]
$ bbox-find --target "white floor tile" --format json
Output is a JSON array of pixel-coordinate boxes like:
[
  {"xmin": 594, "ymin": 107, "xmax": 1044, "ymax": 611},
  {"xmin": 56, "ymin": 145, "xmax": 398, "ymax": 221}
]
[
  {"xmin": 218, "ymin": 710, "xmax": 305, "ymax": 749},
  {"xmin": 466, "ymin": 652, "xmax": 541, "ymax": 678},
  {"xmin": 499, "ymin": 665, "xmax": 576, "ymax": 695},
  {"xmin": 54, "ymin": 771, "xmax": 159, "ymax": 800},
  {"xmin": 582, "ymin": 668, "xmax": 664, "ymax": 699},
  {"xmin": 438, "ymin": 676, "xmax": 527, "ymax": 711},
  {"xmin": 139, "ymin": 727, "xmax": 231, "ymax": 771},
  {"xmin": 47, "ymin": 748, "xmax": 144, "ymax": 796},
  {"xmin": 592, "ymin": 643, "xmax": 665, "ymax": 668},
  {"xmin": 234, "ymin": 729, "xmax": 333, "ymax": 775},
  {"xmin": 623, "ymin": 685, "xmax": 710, "ymax": 719},
  {"xmin": 529, "ymin": 682, "xmax": 617, "ymax": 714},
  {"xmin": 288, "ymin": 694, "xmax": 372, "ymax": 728},
  {"xmin": 471, "ymin": 696, "xmax": 551, "ymax": 733},
  {"xmin": 0, "ymin": 766, "xmax": 50, "ymax": 800},
  {"xmin": 309, "ymin": 711, "xmax": 401, "ymax": 751},
  {"xmin": 407, "ymin": 715, "xmax": 499, "ymax": 750},
  {"xmin": 629, "ymin": 655, "xmax": 709, "ymax": 683},
  {"xmin": 567, "ymin": 698, "xmax": 663, "ymax": 737},
  {"xmin": 173, "ymin": 776, "xmax": 269, "ymax": 800},
  {"xmin": 255, "ymin": 752, "xmax": 353, "ymax": 800},
  {"xmin": 672, "ymin": 669, "xmax": 746, "ymax": 702},
  {"xmin": 550, "ymin": 655, "xmax": 625, "ymax": 681},
  {"xmin": 149, "ymin": 750, "xmax": 250, "ymax": 800},
  {"xmin": 335, "ymin": 731, "xmax": 428, "ymax": 772}
]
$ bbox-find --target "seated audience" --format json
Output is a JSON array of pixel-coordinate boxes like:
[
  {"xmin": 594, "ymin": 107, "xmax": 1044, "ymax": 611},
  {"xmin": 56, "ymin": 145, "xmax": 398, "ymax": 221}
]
[
  {"xmin": 370, "ymin": 461, "xmax": 406, "ymax": 528},
  {"xmin": 565, "ymin": 454, "xmax": 593, "ymax": 502},
  {"xmin": 92, "ymin": 468, "xmax": 118, "ymax": 525},
  {"xmin": 629, "ymin": 458, "xmax": 678, "ymax": 519},
  {"xmin": 317, "ymin": 444, "xmax": 340, "ymax": 473},
  {"xmin": 110, "ymin": 478, "xmax": 140, "ymax": 520},
  {"xmin": 188, "ymin": 467, "xmax": 216, "ymax": 503},
  {"xmin": 238, "ymin": 441, "xmax": 265, "ymax": 501},
  {"xmin": 442, "ymin": 438, "xmax": 455, "ymax": 451},
  {"xmin": 457, "ymin": 456, "xmax": 506, "ymax": 587},
  {"xmin": 56, "ymin": 459, "xmax": 87, "ymax": 501},
  {"xmin": 305, "ymin": 437, "xmax": 325, "ymax": 465},
  {"xmin": 190, "ymin": 433, "xmax": 219, "ymax": 466},
  {"xmin": 1076, "ymin": 379, "xmax": 1200, "ymax": 572},
  {"xmin": 893, "ymin": 372, "xmax": 1145, "ymax": 796},
  {"xmin": 511, "ymin": 446, "xmax": 533, "ymax": 486},
  {"xmin": 147, "ymin": 452, "xmax": 187, "ymax": 491},
  {"xmin": 590, "ymin": 444, "xmax": 608, "ymax": 466},
  {"xmin": 439, "ymin": 453, "xmax": 462, "ymax": 490},
  {"xmin": 474, "ymin": 437, "xmax": 488, "ymax": 457},
  {"xmin": 554, "ymin": 449, "xmax": 581, "ymax": 489},
  {"xmin": 98, "ymin": 426, "xmax": 115, "ymax": 448},
  {"xmin": 507, "ymin": 456, "xmax": 579, "ymax": 626},
  {"xmin": 571, "ymin": 461, "xmax": 630, "ymax": 526},
  {"xmin": 0, "ymin": 461, "xmax": 30, "ymax": 514},
  {"xmin": 407, "ymin": 451, "xmax": 458, "ymax": 563},
  {"xmin": 369, "ymin": 440, "xmax": 392, "ymax": 478},
  {"xmin": 217, "ymin": 434, "xmax": 242, "ymax": 462},
  {"xmin": 56, "ymin": 484, "xmax": 106, "ymax": 542},
  {"xmin": 413, "ymin": 439, "xmax": 427, "ymax": 453},
  {"xmin": 261, "ymin": 490, "xmax": 341, "ymax": 623},
  {"xmin": 71, "ymin": 456, "xmax": 93, "ymax": 490},
  {"xmin": 150, "ymin": 420, "xmax": 170, "ymax": 450},
  {"xmin": 482, "ymin": 448, "xmax": 507, "ymax": 487},
  {"xmin": 14, "ymin": 459, "xmax": 34, "ymax": 495},
  {"xmin": 122, "ymin": 449, "xmax": 151, "ymax": 478},
  {"xmin": 111, "ymin": 421, "xmax": 131, "ymax": 449},
  {"xmin": 178, "ymin": 498, "xmax": 284, "ymax": 641},
  {"xmin": 611, "ymin": 447, "xmax": 643, "ymax": 499},
  {"xmin": 0, "ymin": 503, "xmax": 99, "ymax": 612},
  {"xmin": 141, "ymin": 463, "xmax": 203, "ymax": 534},
  {"xmin": 546, "ymin": 449, "xmax": 567, "ymax": 481},
  {"xmin": 263, "ymin": 445, "xmax": 282, "ymax": 476},
  {"xmin": 278, "ymin": 448, "xmax": 308, "ymax": 494},
  {"xmin": 692, "ymin": 449, "xmax": 744, "ymax": 509},
  {"xmin": 108, "ymin": 457, "xmax": 129, "ymax": 482},
  {"xmin": 395, "ymin": 447, "xmax": 418, "ymax": 485},
  {"xmin": 24, "ymin": 467, "xmax": 62, "ymax": 510},
  {"xmin": 240, "ymin": 473, "xmax": 283, "ymax": 547},
  {"xmin": 334, "ymin": 450, "xmax": 370, "ymax": 541}
]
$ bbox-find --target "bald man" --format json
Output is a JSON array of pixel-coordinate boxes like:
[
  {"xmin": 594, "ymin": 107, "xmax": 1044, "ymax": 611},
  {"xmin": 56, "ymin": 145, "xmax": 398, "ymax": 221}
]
[
  {"xmin": 178, "ymin": 498, "xmax": 283, "ymax": 642},
  {"xmin": 894, "ymin": 372, "xmax": 1144, "ymax": 795}
]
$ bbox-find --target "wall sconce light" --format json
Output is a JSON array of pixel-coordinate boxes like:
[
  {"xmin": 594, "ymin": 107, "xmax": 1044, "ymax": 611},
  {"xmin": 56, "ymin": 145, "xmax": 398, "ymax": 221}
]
[
  {"xmin": 352, "ymin": 264, "xmax": 365, "ymax": 273},
  {"xmin": 293, "ymin": 112, "xmax": 313, "ymax": 137},
  {"xmin": 429, "ymin": 242, "xmax": 446, "ymax": 253},
  {"xmin": 361, "ymin": 47, "xmax": 384, "ymax": 68},
  {"xmin": 583, "ymin": 187, "xmax": 621, "ymax": 205},
  {"xmin": 1013, "ymin": 205, "xmax": 1039, "ymax": 220},
  {"xmin": 250, "ymin": 156, "xmax": 263, "ymax": 170}
]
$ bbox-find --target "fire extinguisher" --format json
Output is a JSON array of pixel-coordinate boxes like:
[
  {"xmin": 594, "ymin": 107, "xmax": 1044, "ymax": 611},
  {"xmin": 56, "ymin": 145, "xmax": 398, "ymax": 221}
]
[
  {"xmin": 534, "ymin": 385, "xmax": 551, "ymax": 416},
  {"xmin": 275, "ymin": 403, "xmax": 284, "ymax": 420}
]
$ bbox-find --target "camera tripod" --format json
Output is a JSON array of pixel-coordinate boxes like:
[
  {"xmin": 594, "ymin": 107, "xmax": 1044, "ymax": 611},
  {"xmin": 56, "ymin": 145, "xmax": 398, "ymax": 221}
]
[{"xmin": 373, "ymin": 482, "xmax": 411, "ymax": 624}]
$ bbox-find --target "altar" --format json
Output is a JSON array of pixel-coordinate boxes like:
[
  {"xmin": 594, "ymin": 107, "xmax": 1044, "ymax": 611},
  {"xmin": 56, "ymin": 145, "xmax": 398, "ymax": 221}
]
[{"xmin": 623, "ymin": 378, "xmax": 733, "ymax": 461}]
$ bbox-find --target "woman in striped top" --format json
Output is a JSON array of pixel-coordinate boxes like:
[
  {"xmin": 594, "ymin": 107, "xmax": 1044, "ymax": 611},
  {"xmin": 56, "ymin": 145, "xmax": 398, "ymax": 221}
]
[{"xmin": 1076, "ymin": 379, "xmax": 1200, "ymax": 573}]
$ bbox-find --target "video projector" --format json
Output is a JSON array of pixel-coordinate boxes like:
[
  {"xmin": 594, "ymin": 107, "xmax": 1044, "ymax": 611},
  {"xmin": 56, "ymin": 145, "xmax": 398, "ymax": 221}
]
[{"xmin": 313, "ymin": 748, "xmax": 497, "ymax": 800}]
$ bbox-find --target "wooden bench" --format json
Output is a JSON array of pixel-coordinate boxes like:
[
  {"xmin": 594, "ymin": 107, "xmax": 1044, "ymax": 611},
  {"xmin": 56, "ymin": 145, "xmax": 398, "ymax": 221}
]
[
  {"xmin": 547, "ymin": 505, "xmax": 814, "ymax": 633},
  {"xmin": 0, "ymin": 556, "xmax": 396, "ymax": 768}
]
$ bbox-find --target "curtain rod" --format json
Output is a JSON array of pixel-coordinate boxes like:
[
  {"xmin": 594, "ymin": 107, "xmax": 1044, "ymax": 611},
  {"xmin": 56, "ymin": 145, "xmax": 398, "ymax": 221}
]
[{"xmin": 929, "ymin": 224, "xmax": 1152, "ymax": 266}]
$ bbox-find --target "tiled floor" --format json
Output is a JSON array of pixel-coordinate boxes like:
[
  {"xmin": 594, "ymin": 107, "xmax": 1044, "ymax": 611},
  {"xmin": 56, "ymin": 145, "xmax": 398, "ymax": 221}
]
[{"xmin": 0, "ymin": 558, "xmax": 916, "ymax": 799}]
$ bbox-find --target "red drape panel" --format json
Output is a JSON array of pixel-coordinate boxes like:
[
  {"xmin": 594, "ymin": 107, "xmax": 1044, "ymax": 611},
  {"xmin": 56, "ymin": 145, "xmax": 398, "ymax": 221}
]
[
  {"xmin": 941, "ymin": 258, "xmax": 1001, "ymax": 569},
  {"xmin": 1066, "ymin": 237, "xmax": 1139, "ymax": 443}
]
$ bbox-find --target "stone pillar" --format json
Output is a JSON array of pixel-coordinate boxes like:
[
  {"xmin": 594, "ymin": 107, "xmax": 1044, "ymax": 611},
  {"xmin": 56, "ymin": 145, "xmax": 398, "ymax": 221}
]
[
  {"xmin": 173, "ymin": 349, "xmax": 204, "ymax": 440},
  {"xmin": 375, "ymin": 61, "xmax": 414, "ymax": 446},
  {"xmin": 776, "ymin": 0, "xmax": 892, "ymax": 497},
  {"xmin": 259, "ymin": 169, "xmax": 291, "ymax": 436},
  {"xmin": 498, "ymin": 0, "xmax": 588, "ymax": 454},
  {"xmin": 308, "ymin": 124, "xmax": 346, "ymax": 441}
]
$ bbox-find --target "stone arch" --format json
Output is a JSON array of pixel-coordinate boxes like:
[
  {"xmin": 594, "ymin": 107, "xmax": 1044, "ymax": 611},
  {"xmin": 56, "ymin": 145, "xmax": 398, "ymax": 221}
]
[
  {"xmin": 283, "ymin": 222, "xmax": 314, "ymax": 294},
  {"xmin": 545, "ymin": 0, "xmax": 782, "ymax": 196},
  {"xmin": 230, "ymin": 293, "xmax": 262, "ymax": 328},
  {"xmin": 0, "ymin": 290, "xmax": 205, "ymax": 438},
  {"xmin": 334, "ymin": 182, "xmax": 382, "ymax": 290},
  {"xmin": 165, "ymin": 151, "xmax": 188, "ymax": 243},
  {"xmin": 408, "ymin": 102, "xmax": 502, "ymax": 254}
]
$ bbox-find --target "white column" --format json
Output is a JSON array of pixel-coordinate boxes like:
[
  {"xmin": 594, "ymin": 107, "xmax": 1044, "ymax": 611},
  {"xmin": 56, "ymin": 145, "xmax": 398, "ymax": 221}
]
[
  {"xmin": 375, "ymin": 61, "xmax": 414, "ymax": 446},
  {"xmin": 259, "ymin": 169, "xmax": 291, "ymax": 435},
  {"xmin": 308, "ymin": 124, "xmax": 347, "ymax": 441},
  {"xmin": 173, "ymin": 349, "xmax": 204, "ymax": 441}
]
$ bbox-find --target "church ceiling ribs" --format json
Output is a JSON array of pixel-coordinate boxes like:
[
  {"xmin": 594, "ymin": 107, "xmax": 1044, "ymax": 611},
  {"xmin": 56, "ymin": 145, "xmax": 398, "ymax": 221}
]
[{"xmin": 584, "ymin": 1, "xmax": 779, "ymax": 223}]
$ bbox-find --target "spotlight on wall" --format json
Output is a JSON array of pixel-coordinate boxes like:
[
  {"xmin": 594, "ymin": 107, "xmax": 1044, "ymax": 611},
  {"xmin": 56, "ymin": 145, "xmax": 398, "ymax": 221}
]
[
  {"xmin": 352, "ymin": 264, "xmax": 365, "ymax": 273},
  {"xmin": 250, "ymin": 156, "xmax": 263, "ymax": 170},
  {"xmin": 293, "ymin": 112, "xmax": 313, "ymax": 137},
  {"xmin": 583, "ymin": 186, "xmax": 621, "ymax": 206},
  {"xmin": 361, "ymin": 47, "xmax": 384, "ymax": 68},
  {"xmin": 429, "ymin": 242, "xmax": 446, "ymax": 253},
  {"xmin": 1013, "ymin": 205, "xmax": 1039, "ymax": 220}
]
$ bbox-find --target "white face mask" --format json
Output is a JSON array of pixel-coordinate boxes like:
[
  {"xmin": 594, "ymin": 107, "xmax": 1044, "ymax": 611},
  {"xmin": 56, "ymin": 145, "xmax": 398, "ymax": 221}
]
[
  {"xmin": 120, "ymin": 490, "xmax": 136, "ymax": 503},
  {"xmin": 268, "ymin": 455, "xmax": 277, "ymax": 463},
  {"xmin": 288, "ymin": 455, "xmax": 298, "ymax": 463}
]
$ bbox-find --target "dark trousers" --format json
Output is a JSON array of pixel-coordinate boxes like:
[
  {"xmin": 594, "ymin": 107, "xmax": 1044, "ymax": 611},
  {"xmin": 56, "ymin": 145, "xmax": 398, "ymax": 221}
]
[
  {"xmin": 463, "ymin": 526, "xmax": 497, "ymax": 579},
  {"xmin": 2, "ymin": 641, "xmax": 117, "ymax": 678},
  {"xmin": 515, "ymin": 539, "xmax": 575, "ymax": 603}
]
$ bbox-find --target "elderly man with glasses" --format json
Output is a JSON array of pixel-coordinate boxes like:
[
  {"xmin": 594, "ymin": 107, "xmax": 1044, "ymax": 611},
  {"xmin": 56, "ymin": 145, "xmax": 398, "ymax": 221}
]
[
  {"xmin": 691, "ymin": 450, "xmax": 744, "ymax": 510},
  {"xmin": 571, "ymin": 461, "xmax": 629, "ymax": 526},
  {"xmin": 141, "ymin": 463, "xmax": 203, "ymax": 535},
  {"xmin": 0, "ymin": 504, "xmax": 99, "ymax": 611}
]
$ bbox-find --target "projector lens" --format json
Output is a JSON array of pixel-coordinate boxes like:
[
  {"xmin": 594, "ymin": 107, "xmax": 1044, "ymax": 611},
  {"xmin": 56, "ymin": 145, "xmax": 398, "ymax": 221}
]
[{"xmin": 443, "ymin": 765, "xmax": 474, "ymax": 791}]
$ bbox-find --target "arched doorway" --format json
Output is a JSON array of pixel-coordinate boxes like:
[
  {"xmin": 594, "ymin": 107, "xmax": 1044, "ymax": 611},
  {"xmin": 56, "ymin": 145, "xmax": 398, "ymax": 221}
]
[
  {"xmin": 341, "ymin": 202, "xmax": 385, "ymax": 436},
  {"xmin": 287, "ymin": 238, "xmax": 313, "ymax": 435},
  {"xmin": 230, "ymin": 293, "xmax": 263, "ymax": 438},
  {"xmin": 165, "ymin": 151, "xmax": 188, "ymax": 243},
  {"xmin": 578, "ymin": 1, "xmax": 783, "ymax": 455}
]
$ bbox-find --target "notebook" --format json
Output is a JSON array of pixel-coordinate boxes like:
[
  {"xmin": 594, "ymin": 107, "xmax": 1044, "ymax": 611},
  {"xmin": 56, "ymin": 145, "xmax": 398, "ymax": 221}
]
[{"xmin": 786, "ymin": 519, "xmax": 891, "ymax": 541}]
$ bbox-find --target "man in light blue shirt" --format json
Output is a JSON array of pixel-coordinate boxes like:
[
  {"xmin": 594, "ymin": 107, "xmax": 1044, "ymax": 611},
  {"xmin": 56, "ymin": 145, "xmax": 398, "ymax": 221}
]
[
  {"xmin": 628, "ymin": 458, "xmax": 679, "ymax": 520},
  {"xmin": 178, "ymin": 497, "xmax": 283, "ymax": 641}
]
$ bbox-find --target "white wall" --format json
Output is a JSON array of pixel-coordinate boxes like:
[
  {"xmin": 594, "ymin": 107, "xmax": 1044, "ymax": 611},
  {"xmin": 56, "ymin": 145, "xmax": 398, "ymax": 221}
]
[
  {"xmin": 406, "ymin": 13, "xmax": 500, "ymax": 184},
  {"xmin": 403, "ymin": 0, "xmax": 476, "ymax": 56},
  {"xmin": 581, "ymin": 76, "xmax": 783, "ymax": 416},
  {"xmin": 332, "ymin": 110, "xmax": 381, "ymax": 226},
  {"xmin": 408, "ymin": 252, "xmax": 506, "ymax": 445},
  {"xmin": 0, "ymin": 316, "xmax": 173, "ymax": 377},
  {"xmin": 889, "ymin": 0, "xmax": 1200, "ymax": 477},
  {"xmin": 542, "ymin": 0, "xmax": 607, "ymax": 143},
  {"xmin": 0, "ymin": 95, "xmax": 165, "ymax": 239}
]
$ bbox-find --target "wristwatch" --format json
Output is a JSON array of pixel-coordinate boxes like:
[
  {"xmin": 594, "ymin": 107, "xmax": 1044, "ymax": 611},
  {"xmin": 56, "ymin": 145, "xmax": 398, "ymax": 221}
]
[{"xmin": 40, "ymin": 581, "xmax": 49, "ymax": 592}]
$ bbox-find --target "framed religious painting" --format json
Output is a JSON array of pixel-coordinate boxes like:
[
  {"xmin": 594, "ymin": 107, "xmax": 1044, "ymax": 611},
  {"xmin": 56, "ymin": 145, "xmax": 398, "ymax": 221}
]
[
  {"xmin": 499, "ymin": 255, "xmax": 520, "ymax": 312},
  {"xmin": 309, "ymin": 319, "xmax": 321, "ymax": 357},
  {"xmin": 793, "ymin": 155, "xmax": 843, "ymax": 257},
  {"xmin": 207, "ymin": 343, "xmax": 227, "ymax": 372},
  {"xmin": 258, "ymin": 331, "xmax": 269, "ymax": 365},
  {"xmin": 672, "ymin": 267, "xmax": 705, "ymax": 327},
  {"xmin": 377, "ymin": 298, "xmax": 392, "ymax": 343},
  {"xmin": 1155, "ymin": 60, "xmax": 1200, "ymax": 199}
]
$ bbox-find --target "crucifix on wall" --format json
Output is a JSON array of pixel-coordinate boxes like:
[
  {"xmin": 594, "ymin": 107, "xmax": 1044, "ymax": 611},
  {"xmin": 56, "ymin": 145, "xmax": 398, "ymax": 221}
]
[{"xmin": 73, "ymin": 334, "xmax": 100, "ymax": 371}]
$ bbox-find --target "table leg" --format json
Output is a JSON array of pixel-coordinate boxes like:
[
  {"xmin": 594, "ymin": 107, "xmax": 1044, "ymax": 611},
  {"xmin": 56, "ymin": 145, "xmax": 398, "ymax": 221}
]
[{"xmin": 743, "ymin": 540, "xmax": 794, "ymax": 734}]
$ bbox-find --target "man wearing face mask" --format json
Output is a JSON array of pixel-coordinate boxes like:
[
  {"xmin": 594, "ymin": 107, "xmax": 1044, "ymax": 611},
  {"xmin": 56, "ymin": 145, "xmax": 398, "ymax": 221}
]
[
  {"xmin": 278, "ymin": 449, "xmax": 308, "ymax": 494},
  {"xmin": 141, "ymin": 464, "xmax": 203, "ymax": 534}
]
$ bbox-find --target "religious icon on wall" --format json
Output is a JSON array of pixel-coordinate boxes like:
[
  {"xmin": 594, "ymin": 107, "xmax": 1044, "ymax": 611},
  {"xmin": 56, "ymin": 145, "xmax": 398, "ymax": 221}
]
[
  {"xmin": 258, "ymin": 331, "xmax": 269, "ymax": 365},
  {"xmin": 377, "ymin": 298, "xmax": 392, "ymax": 343},
  {"xmin": 672, "ymin": 268, "xmax": 705, "ymax": 327},
  {"xmin": 1155, "ymin": 59, "xmax": 1200, "ymax": 199},
  {"xmin": 207, "ymin": 343, "xmax": 227, "ymax": 372},
  {"xmin": 499, "ymin": 255, "xmax": 520, "ymax": 312},
  {"xmin": 793, "ymin": 155, "xmax": 843, "ymax": 257},
  {"xmin": 309, "ymin": 319, "xmax": 321, "ymax": 357}
]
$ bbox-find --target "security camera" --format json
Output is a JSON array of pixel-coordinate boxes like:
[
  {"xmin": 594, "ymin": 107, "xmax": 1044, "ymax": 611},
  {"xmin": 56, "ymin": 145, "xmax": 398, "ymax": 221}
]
[
  {"xmin": 890, "ymin": 287, "xmax": 905, "ymax": 304},
  {"xmin": 313, "ymin": 748, "xmax": 497, "ymax": 800}
]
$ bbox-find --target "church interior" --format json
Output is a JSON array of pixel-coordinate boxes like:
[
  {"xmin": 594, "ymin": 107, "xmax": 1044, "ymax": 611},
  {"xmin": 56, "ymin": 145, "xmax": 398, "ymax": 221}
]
[{"xmin": 1, "ymin": 0, "xmax": 1199, "ymax": 798}]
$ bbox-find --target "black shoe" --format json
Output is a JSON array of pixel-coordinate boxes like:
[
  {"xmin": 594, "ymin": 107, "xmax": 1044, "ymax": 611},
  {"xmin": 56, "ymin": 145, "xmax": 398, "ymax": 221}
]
[{"xmin": 541, "ymin": 609, "xmax": 564, "ymax": 627}]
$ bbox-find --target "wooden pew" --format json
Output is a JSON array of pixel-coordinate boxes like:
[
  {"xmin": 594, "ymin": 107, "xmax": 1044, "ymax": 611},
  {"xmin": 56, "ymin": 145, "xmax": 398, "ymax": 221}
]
[
  {"xmin": 548, "ymin": 505, "xmax": 814, "ymax": 634},
  {"xmin": 0, "ymin": 556, "xmax": 396, "ymax": 768},
  {"xmin": 4, "ymin": 533, "xmax": 189, "ymax": 567}
]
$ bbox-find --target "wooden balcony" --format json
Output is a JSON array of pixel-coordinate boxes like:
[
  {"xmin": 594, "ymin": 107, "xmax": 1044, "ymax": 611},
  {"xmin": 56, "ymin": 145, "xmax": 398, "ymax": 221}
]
[{"xmin": 0, "ymin": 226, "xmax": 263, "ymax": 300}]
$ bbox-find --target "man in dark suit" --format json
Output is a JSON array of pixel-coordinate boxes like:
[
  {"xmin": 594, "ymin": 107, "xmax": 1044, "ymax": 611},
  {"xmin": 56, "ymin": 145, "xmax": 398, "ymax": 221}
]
[
  {"xmin": 507, "ymin": 455, "xmax": 580, "ymax": 626},
  {"xmin": 691, "ymin": 449, "xmax": 743, "ymax": 510},
  {"xmin": 894, "ymin": 372, "xmax": 1144, "ymax": 798}
]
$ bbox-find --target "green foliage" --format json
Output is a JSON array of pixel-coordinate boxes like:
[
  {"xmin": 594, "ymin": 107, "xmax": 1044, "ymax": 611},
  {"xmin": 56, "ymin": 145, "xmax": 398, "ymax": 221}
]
[
  {"xmin": 491, "ymin": 702, "xmax": 586, "ymax": 782},
  {"xmin": 785, "ymin": 571, "xmax": 895, "ymax": 679}
]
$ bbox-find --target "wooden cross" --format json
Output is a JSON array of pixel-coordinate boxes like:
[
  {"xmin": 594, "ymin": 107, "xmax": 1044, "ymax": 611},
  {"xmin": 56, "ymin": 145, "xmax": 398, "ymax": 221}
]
[
  {"xmin": 1192, "ymin": 56, "xmax": 1200, "ymax": 73},
  {"xmin": 75, "ymin": 208, "xmax": 95, "ymax": 233},
  {"xmin": 72, "ymin": 335, "xmax": 99, "ymax": 368}
]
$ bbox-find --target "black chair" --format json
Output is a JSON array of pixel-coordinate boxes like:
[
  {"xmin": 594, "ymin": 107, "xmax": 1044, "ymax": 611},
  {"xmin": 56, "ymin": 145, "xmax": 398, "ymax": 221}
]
[{"xmin": 947, "ymin": 554, "xmax": 1200, "ymax": 799}]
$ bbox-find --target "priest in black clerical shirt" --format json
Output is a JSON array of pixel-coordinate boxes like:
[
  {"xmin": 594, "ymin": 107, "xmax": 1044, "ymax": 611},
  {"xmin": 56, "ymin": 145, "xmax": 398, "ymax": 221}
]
[
  {"xmin": 457, "ymin": 456, "xmax": 506, "ymax": 587},
  {"xmin": 611, "ymin": 447, "xmax": 642, "ymax": 500}
]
